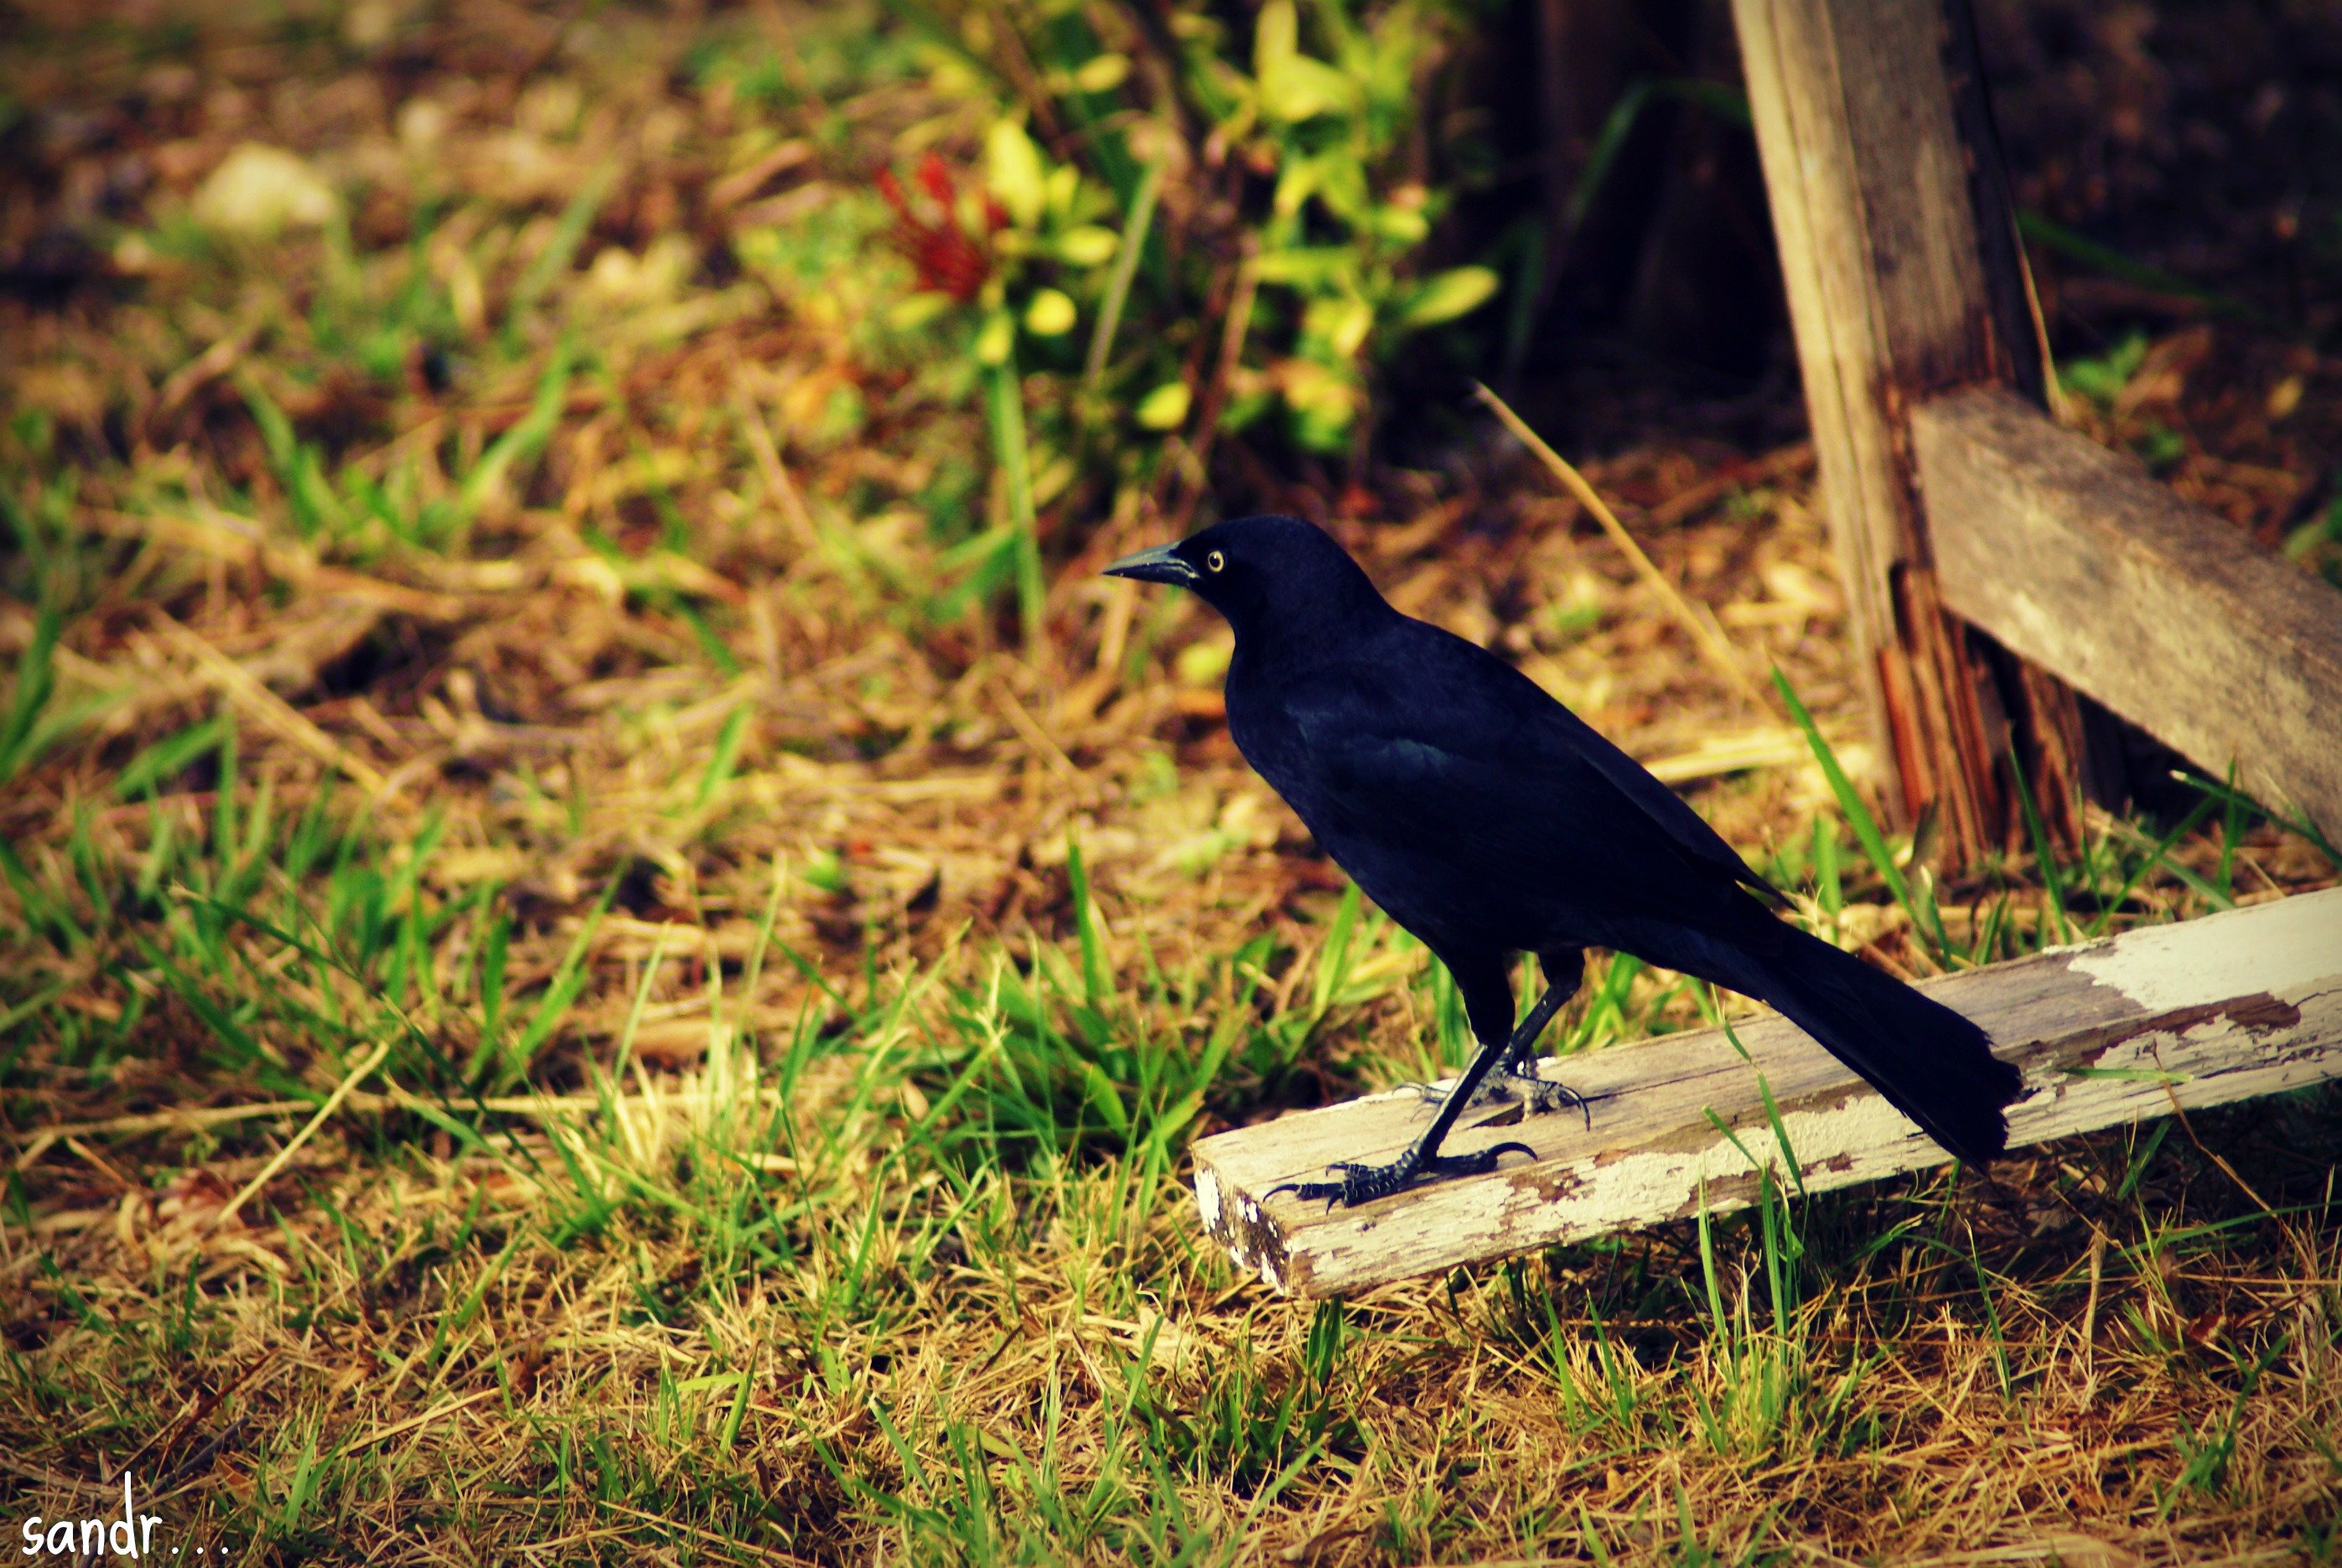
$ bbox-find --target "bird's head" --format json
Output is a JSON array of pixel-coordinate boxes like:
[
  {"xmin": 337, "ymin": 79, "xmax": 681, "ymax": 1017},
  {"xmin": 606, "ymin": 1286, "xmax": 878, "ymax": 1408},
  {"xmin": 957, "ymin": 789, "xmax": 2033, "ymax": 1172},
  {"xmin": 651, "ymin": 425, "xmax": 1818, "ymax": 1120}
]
[{"xmin": 1101, "ymin": 515, "xmax": 1383, "ymax": 639}]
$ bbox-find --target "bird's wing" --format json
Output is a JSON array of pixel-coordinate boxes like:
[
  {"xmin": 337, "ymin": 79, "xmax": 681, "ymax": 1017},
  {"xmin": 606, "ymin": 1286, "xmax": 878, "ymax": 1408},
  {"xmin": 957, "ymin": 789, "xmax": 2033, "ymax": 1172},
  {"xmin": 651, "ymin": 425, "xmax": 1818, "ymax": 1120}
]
[
  {"xmin": 1279, "ymin": 633, "xmax": 1777, "ymax": 912},
  {"xmin": 1510, "ymin": 670, "xmax": 1786, "ymax": 905}
]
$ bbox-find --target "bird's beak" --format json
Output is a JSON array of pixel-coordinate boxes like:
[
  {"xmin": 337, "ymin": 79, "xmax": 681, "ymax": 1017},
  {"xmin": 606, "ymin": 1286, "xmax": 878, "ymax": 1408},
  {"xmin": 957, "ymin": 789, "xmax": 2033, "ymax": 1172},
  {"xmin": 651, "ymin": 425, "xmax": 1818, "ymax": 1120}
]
[{"xmin": 1102, "ymin": 541, "xmax": 1198, "ymax": 586}]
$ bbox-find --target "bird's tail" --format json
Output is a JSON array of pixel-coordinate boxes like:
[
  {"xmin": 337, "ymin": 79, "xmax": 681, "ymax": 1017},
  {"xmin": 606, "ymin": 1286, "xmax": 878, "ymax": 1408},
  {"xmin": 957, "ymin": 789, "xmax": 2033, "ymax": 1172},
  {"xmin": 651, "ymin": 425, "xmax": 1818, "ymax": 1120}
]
[{"xmin": 1704, "ymin": 922, "xmax": 2023, "ymax": 1166}]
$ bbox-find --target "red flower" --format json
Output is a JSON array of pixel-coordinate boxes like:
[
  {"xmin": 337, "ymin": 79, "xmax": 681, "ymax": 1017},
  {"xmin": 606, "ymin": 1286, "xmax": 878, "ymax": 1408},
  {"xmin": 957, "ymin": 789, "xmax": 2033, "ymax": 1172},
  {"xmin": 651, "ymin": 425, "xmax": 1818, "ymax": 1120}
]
[{"xmin": 875, "ymin": 152, "xmax": 1007, "ymax": 303}]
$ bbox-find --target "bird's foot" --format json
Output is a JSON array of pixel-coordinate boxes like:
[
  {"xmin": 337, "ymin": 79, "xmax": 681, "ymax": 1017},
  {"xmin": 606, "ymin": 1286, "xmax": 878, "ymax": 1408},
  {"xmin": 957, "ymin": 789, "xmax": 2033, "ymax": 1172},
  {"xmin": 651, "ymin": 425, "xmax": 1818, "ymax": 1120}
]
[
  {"xmin": 1403, "ymin": 1069, "xmax": 1516, "ymax": 1110},
  {"xmin": 1410, "ymin": 1065, "xmax": 1593, "ymax": 1131},
  {"xmin": 1267, "ymin": 1141, "xmax": 1539, "ymax": 1209},
  {"xmin": 1500, "ymin": 1066, "xmax": 1593, "ymax": 1131}
]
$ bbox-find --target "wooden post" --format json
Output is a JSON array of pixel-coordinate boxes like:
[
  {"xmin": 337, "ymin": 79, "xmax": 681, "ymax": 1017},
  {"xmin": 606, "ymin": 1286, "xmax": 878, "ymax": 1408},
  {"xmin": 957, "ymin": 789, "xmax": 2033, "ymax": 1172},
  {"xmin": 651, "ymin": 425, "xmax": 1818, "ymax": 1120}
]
[
  {"xmin": 1192, "ymin": 887, "xmax": 2342, "ymax": 1298},
  {"xmin": 1729, "ymin": 0, "xmax": 2091, "ymax": 865}
]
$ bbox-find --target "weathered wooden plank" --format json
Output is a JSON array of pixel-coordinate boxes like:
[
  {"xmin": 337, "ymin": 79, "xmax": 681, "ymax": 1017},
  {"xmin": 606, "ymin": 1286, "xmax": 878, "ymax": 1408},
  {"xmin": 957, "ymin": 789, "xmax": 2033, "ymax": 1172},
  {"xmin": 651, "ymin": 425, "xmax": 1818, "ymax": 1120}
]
[
  {"xmin": 1916, "ymin": 386, "xmax": 2342, "ymax": 841},
  {"xmin": 1730, "ymin": 0, "xmax": 2091, "ymax": 861},
  {"xmin": 1193, "ymin": 888, "xmax": 2342, "ymax": 1297}
]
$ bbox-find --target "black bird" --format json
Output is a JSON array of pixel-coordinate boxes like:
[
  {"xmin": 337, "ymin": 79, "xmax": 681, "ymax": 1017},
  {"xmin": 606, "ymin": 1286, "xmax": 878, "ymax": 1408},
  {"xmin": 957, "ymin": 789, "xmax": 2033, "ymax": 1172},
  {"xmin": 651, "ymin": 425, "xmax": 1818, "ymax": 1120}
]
[{"xmin": 1105, "ymin": 515, "xmax": 2022, "ymax": 1206}]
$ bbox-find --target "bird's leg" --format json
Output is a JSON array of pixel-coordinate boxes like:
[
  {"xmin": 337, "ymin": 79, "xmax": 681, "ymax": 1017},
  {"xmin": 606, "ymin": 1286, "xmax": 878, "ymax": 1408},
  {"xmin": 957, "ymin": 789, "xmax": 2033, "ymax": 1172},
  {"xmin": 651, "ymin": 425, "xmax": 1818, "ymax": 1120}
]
[
  {"xmin": 1409, "ymin": 950, "xmax": 1589, "ymax": 1126},
  {"xmin": 1272, "ymin": 956, "xmax": 1568, "ymax": 1208},
  {"xmin": 1490, "ymin": 948, "xmax": 1589, "ymax": 1126},
  {"xmin": 1481, "ymin": 985, "xmax": 1592, "ymax": 1128},
  {"xmin": 1269, "ymin": 1025, "xmax": 1536, "ymax": 1208},
  {"xmin": 1404, "ymin": 983, "xmax": 1569, "ymax": 1109}
]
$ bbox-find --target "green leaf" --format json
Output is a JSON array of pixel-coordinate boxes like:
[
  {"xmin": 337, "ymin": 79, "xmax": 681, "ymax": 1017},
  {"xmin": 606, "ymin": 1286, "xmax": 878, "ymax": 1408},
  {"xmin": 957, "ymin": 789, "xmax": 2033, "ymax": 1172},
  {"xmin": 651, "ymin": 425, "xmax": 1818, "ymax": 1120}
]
[
  {"xmin": 984, "ymin": 357, "xmax": 1044, "ymax": 644},
  {"xmin": 505, "ymin": 162, "xmax": 617, "ymax": 343},
  {"xmin": 1253, "ymin": 0, "xmax": 1299, "ymax": 82},
  {"xmin": 1071, "ymin": 53, "xmax": 1131, "ymax": 94},
  {"xmin": 1056, "ymin": 225, "xmax": 1118, "ymax": 267},
  {"xmin": 1253, "ymin": 0, "xmax": 1353, "ymax": 122},
  {"xmin": 459, "ymin": 339, "xmax": 573, "ymax": 526},
  {"xmin": 1372, "ymin": 204, "xmax": 1430, "ymax": 244},
  {"xmin": 1080, "ymin": 1059, "xmax": 1130, "ymax": 1137},
  {"xmin": 974, "ymin": 310, "xmax": 1015, "ymax": 366},
  {"xmin": 985, "ymin": 120, "xmax": 1048, "ymax": 229},
  {"xmin": 1399, "ymin": 266, "xmax": 1500, "ymax": 328},
  {"xmin": 1253, "ymin": 247, "xmax": 1352, "ymax": 287},
  {"xmin": 114, "ymin": 714, "xmax": 230, "ymax": 800},
  {"xmin": 1260, "ymin": 54, "xmax": 1355, "ymax": 122},
  {"xmin": 887, "ymin": 292, "xmax": 953, "ymax": 332},
  {"xmin": 1066, "ymin": 836, "xmax": 1107, "ymax": 1009},
  {"xmin": 1308, "ymin": 295, "xmax": 1374, "ymax": 360},
  {"xmin": 0, "ymin": 599, "xmax": 58, "ymax": 785},
  {"xmin": 692, "ymin": 703, "xmax": 751, "ymax": 815},
  {"xmin": 1774, "ymin": 667, "xmax": 1919, "ymax": 924},
  {"xmin": 1134, "ymin": 381, "xmax": 1191, "ymax": 431},
  {"xmin": 1272, "ymin": 159, "xmax": 1321, "ymax": 219},
  {"xmin": 1084, "ymin": 158, "xmax": 1163, "ymax": 386},
  {"xmin": 1023, "ymin": 287, "xmax": 1076, "ymax": 337}
]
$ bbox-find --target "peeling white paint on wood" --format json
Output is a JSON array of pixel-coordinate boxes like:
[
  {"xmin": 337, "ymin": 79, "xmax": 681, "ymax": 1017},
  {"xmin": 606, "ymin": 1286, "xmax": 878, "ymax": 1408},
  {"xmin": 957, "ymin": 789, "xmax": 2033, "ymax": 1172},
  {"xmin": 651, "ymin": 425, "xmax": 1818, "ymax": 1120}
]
[
  {"xmin": 2065, "ymin": 900, "xmax": 2338, "ymax": 1012},
  {"xmin": 1191, "ymin": 888, "xmax": 2342, "ymax": 1297}
]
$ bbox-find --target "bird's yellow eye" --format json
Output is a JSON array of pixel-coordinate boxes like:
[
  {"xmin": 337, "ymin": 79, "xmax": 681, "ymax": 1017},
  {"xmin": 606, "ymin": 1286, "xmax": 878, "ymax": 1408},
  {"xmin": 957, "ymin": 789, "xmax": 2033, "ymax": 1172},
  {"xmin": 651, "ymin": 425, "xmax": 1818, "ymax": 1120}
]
[{"xmin": 1206, "ymin": 550, "xmax": 1225, "ymax": 573}]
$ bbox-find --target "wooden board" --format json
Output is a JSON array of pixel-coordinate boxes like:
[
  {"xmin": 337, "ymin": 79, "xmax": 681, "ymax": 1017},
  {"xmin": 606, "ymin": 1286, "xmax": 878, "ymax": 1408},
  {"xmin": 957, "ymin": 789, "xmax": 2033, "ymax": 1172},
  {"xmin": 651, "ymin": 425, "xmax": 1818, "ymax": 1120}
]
[
  {"xmin": 1730, "ymin": 0, "xmax": 2091, "ymax": 861},
  {"xmin": 1916, "ymin": 386, "xmax": 2342, "ymax": 842},
  {"xmin": 1192, "ymin": 888, "xmax": 2342, "ymax": 1297}
]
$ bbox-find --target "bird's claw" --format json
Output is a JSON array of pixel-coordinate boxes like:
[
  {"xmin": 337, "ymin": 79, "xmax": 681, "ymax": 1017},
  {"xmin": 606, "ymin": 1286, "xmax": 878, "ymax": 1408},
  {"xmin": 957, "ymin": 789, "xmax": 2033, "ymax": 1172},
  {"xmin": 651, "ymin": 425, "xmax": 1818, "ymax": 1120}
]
[
  {"xmin": 1510, "ymin": 1071, "xmax": 1595, "ymax": 1132},
  {"xmin": 1266, "ymin": 1141, "xmax": 1540, "ymax": 1210},
  {"xmin": 1408, "ymin": 1067, "xmax": 1593, "ymax": 1131}
]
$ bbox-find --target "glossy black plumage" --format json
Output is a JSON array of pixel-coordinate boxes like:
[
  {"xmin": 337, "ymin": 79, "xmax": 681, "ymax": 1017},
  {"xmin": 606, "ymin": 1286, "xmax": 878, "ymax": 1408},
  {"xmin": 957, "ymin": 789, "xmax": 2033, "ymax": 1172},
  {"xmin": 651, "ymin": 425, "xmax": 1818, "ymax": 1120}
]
[{"xmin": 1106, "ymin": 515, "xmax": 2022, "ymax": 1203}]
